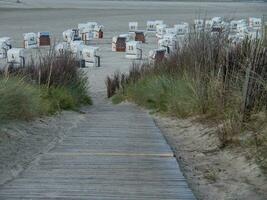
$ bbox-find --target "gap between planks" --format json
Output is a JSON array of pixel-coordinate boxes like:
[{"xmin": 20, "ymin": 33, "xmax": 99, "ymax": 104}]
[{"xmin": 47, "ymin": 152, "xmax": 175, "ymax": 157}]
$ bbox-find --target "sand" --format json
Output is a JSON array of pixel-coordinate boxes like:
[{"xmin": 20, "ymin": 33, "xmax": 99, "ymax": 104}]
[
  {"xmin": 0, "ymin": 111, "xmax": 86, "ymax": 185},
  {"xmin": 0, "ymin": 0, "xmax": 266, "ymax": 91},
  {"xmin": 1, "ymin": 0, "xmax": 266, "ymax": 90},
  {"xmin": 0, "ymin": 0, "xmax": 266, "ymax": 198},
  {"xmin": 155, "ymin": 116, "xmax": 267, "ymax": 200}
]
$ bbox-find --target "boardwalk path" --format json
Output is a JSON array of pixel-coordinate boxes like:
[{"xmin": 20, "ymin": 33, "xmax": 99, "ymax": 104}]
[
  {"xmin": 0, "ymin": 93, "xmax": 195, "ymax": 199},
  {"xmin": 0, "ymin": 31, "xmax": 195, "ymax": 199}
]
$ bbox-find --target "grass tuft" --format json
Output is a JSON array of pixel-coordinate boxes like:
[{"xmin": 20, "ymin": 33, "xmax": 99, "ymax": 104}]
[
  {"xmin": 0, "ymin": 77, "xmax": 42, "ymax": 121},
  {"xmin": 106, "ymin": 31, "xmax": 267, "ymax": 170},
  {"xmin": 0, "ymin": 50, "xmax": 91, "ymax": 122}
]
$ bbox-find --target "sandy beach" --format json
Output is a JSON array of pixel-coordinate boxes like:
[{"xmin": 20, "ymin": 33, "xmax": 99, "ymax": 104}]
[{"xmin": 1, "ymin": 0, "xmax": 266, "ymax": 92}]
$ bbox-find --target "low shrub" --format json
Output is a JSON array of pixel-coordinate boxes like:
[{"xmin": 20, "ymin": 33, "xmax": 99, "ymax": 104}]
[
  {"xmin": 0, "ymin": 77, "xmax": 43, "ymax": 121},
  {"xmin": 66, "ymin": 73, "xmax": 92, "ymax": 106},
  {"xmin": 28, "ymin": 51, "xmax": 92, "ymax": 108},
  {"xmin": 122, "ymin": 75, "xmax": 199, "ymax": 117},
  {"xmin": 41, "ymin": 87, "xmax": 75, "ymax": 112},
  {"xmin": 41, "ymin": 85, "xmax": 92, "ymax": 114},
  {"xmin": 0, "ymin": 50, "xmax": 92, "ymax": 121},
  {"xmin": 118, "ymin": 74, "xmax": 243, "ymax": 119}
]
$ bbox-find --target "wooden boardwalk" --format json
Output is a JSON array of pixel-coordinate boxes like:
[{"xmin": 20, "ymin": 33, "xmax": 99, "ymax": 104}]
[{"xmin": 0, "ymin": 98, "xmax": 196, "ymax": 199}]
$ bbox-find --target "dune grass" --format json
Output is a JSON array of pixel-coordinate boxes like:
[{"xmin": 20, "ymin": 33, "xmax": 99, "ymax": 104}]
[
  {"xmin": 106, "ymin": 32, "xmax": 267, "ymax": 171},
  {"xmin": 0, "ymin": 77, "xmax": 43, "ymax": 121},
  {"xmin": 0, "ymin": 51, "xmax": 91, "ymax": 122}
]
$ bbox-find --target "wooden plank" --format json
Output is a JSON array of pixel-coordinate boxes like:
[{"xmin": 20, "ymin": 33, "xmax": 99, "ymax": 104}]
[{"xmin": 0, "ymin": 100, "xmax": 195, "ymax": 199}]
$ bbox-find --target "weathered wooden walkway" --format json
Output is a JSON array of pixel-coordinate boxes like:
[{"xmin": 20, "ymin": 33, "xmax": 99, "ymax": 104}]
[{"xmin": 0, "ymin": 97, "xmax": 196, "ymax": 199}]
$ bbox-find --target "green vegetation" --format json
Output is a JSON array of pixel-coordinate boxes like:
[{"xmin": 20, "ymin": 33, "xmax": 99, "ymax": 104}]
[
  {"xmin": 0, "ymin": 52, "xmax": 91, "ymax": 122},
  {"xmin": 41, "ymin": 85, "xmax": 92, "ymax": 114},
  {"xmin": 0, "ymin": 77, "xmax": 43, "ymax": 121},
  {"xmin": 113, "ymin": 75, "xmax": 200, "ymax": 117},
  {"xmin": 106, "ymin": 33, "xmax": 267, "ymax": 171}
]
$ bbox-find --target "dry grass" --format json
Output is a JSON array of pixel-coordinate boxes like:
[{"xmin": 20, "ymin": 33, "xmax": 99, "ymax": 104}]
[
  {"xmin": 106, "ymin": 31, "xmax": 267, "ymax": 170},
  {"xmin": 0, "ymin": 49, "xmax": 91, "ymax": 121}
]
